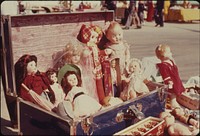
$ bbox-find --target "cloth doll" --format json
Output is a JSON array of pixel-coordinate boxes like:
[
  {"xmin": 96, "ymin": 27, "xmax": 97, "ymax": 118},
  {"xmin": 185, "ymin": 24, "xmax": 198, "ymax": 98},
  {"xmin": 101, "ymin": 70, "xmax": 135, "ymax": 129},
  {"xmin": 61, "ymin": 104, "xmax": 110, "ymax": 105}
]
[
  {"xmin": 77, "ymin": 24, "xmax": 108, "ymax": 105},
  {"xmin": 171, "ymin": 107, "xmax": 199, "ymax": 129},
  {"xmin": 120, "ymin": 58, "xmax": 149, "ymax": 101},
  {"xmin": 61, "ymin": 71, "xmax": 102, "ymax": 118},
  {"xmin": 15, "ymin": 54, "xmax": 54, "ymax": 109},
  {"xmin": 155, "ymin": 44, "xmax": 185, "ymax": 109},
  {"xmin": 46, "ymin": 68, "xmax": 65, "ymax": 107},
  {"xmin": 159, "ymin": 111, "xmax": 193, "ymax": 136},
  {"xmin": 104, "ymin": 21, "xmax": 130, "ymax": 74}
]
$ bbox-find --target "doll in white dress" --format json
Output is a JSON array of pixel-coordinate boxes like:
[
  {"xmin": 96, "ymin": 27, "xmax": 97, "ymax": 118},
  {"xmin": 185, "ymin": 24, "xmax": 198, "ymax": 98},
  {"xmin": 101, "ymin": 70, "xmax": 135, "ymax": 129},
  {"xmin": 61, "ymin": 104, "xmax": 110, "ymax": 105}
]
[
  {"xmin": 61, "ymin": 71, "xmax": 102, "ymax": 118},
  {"xmin": 120, "ymin": 58, "xmax": 149, "ymax": 101},
  {"xmin": 46, "ymin": 68, "xmax": 65, "ymax": 107}
]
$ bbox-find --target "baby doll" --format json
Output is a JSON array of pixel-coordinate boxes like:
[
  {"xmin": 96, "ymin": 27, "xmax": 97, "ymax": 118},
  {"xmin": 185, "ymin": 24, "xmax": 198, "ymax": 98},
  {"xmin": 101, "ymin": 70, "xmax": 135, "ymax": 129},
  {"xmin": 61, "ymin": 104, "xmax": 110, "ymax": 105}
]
[
  {"xmin": 155, "ymin": 44, "xmax": 185, "ymax": 109},
  {"xmin": 104, "ymin": 21, "xmax": 130, "ymax": 74},
  {"xmin": 15, "ymin": 54, "xmax": 54, "ymax": 109},
  {"xmin": 159, "ymin": 111, "xmax": 193, "ymax": 136},
  {"xmin": 46, "ymin": 68, "xmax": 65, "ymax": 107},
  {"xmin": 120, "ymin": 58, "xmax": 149, "ymax": 101},
  {"xmin": 171, "ymin": 107, "xmax": 199, "ymax": 129},
  {"xmin": 61, "ymin": 71, "xmax": 102, "ymax": 118},
  {"xmin": 77, "ymin": 24, "xmax": 108, "ymax": 105}
]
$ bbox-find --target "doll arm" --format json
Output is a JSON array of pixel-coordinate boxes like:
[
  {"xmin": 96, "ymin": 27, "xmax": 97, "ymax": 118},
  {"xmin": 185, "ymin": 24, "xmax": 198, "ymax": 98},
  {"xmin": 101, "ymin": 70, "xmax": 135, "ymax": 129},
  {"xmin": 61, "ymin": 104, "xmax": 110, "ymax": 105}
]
[{"xmin": 104, "ymin": 48, "xmax": 113, "ymax": 56}]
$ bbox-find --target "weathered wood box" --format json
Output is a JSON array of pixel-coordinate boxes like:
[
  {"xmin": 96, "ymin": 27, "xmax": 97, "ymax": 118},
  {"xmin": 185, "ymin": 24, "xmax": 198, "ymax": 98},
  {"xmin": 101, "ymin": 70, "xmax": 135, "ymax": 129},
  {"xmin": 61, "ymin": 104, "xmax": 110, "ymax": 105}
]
[{"xmin": 1, "ymin": 11, "xmax": 167, "ymax": 135}]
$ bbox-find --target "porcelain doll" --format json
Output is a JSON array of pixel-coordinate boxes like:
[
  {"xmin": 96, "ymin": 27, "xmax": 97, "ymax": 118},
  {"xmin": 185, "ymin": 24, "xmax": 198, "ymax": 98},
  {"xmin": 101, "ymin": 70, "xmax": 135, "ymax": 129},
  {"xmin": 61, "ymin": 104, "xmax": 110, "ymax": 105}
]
[
  {"xmin": 155, "ymin": 44, "xmax": 185, "ymax": 109},
  {"xmin": 15, "ymin": 54, "xmax": 54, "ymax": 106},
  {"xmin": 46, "ymin": 68, "xmax": 65, "ymax": 107},
  {"xmin": 104, "ymin": 21, "xmax": 130, "ymax": 74},
  {"xmin": 77, "ymin": 24, "xmax": 108, "ymax": 105},
  {"xmin": 120, "ymin": 58, "xmax": 149, "ymax": 101},
  {"xmin": 159, "ymin": 111, "xmax": 193, "ymax": 136},
  {"xmin": 61, "ymin": 71, "xmax": 102, "ymax": 118}
]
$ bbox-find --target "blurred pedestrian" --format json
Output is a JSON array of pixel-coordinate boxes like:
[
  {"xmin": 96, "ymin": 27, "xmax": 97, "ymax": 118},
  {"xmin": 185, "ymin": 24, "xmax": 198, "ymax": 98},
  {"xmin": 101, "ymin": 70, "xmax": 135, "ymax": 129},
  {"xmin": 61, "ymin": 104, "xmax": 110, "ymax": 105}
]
[
  {"xmin": 154, "ymin": 0, "xmax": 164, "ymax": 27},
  {"xmin": 146, "ymin": 0, "xmax": 154, "ymax": 22},
  {"xmin": 123, "ymin": 0, "xmax": 141, "ymax": 29},
  {"xmin": 137, "ymin": 0, "xmax": 146, "ymax": 25}
]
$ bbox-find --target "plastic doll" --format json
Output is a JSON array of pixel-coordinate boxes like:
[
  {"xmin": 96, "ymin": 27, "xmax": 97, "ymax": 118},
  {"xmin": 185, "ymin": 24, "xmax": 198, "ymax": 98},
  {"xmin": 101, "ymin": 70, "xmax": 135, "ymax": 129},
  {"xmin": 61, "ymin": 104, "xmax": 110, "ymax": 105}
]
[
  {"xmin": 77, "ymin": 24, "xmax": 108, "ymax": 105},
  {"xmin": 105, "ymin": 21, "xmax": 130, "ymax": 74},
  {"xmin": 120, "ymin": 58, "xmax": 149, "ymax": 101},
  {"xmin": 46, "ymin": 68, "xmax": 65, "ymax": 107},
  {"xmin": 61, "ymin": 71, "xmax": 102, "ymax": 118},
  {"xmin": 15, "ymin": 54, "xmax": 54, "ymax": 106},
  {"xmin": 159, "ymin": 111, "xmax": 193, "ymax": 136},
  {"xmin": 171, "ymin": 107, "xmax": 199, "ymax": 129},
  {"xmin": 155, "ymin": 44, "xmax": 185, "ymax": 109}
]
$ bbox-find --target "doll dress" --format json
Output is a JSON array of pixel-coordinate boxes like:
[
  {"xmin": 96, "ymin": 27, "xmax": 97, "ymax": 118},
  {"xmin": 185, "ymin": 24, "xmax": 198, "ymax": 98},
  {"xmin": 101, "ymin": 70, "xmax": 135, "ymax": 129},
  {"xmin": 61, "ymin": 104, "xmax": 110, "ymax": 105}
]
[
  {"xmin": 157, "ymin": 60, "xmax": 185, "ymax": 96},
  {"xmin": 66, "ymin": 86, "xmax": 102, "ymax": 118},
  {"xmin": 50, "ymin": 83, "xmax": 65, "ymax": 106}
]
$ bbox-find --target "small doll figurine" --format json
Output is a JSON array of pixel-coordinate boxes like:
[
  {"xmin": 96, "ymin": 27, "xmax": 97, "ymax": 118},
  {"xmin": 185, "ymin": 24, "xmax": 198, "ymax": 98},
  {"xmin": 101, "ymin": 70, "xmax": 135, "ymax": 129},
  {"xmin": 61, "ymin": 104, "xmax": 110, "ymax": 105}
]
[
  {"xmin": 105, "ymin": 21, "xmax": 130, "ymax": 73},
  {"xmin": 46, "ymin": 68, "xmax": 65, "ymax": 107},
  {"xmin": 77, "ymin": 24, "xmax": 108, "ymax": 105},
  {"xmin": 15, "ymin": 54, "xmax": 52, "ymax": 101},
  {"xmin": 120, "ymin": 58, "xmax": 149, "ymax": 101},
  {"xmin": 159, "ymin": 111, "xmax": 193, "ymax": 136},
  {"xmin": 61, "ymin": 71, "xmax": 102, "ymax": 118},
  {"xmin": 155, "ymin": 44, "xmax": 185, "ymax": 109}
]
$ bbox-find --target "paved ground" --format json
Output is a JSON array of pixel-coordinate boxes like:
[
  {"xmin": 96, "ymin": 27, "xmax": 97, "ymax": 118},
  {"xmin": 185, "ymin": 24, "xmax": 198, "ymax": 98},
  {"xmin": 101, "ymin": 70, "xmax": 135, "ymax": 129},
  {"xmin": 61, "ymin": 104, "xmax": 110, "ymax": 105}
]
[{"xmin": 1, "ymin": 21, "xmax": 199, "ymax": 135}]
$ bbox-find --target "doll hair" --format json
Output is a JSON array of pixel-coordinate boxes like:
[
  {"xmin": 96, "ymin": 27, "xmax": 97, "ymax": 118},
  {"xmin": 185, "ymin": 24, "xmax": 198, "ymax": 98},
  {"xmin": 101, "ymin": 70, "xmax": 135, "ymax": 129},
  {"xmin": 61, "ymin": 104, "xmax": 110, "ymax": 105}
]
[
  {"xmin": 61, "ymin": 71, "xmax": 82, "ymax": 95},
  {"xmin": 155, "ymin": 44, "xmax": 171, "ymax": 59},
  {"xmin": 46, "ymin": 68, "xmax": 58, "ymax": 85},
  {"xmin": 127, "ymin": 58, "xmax": 143, "ymax": 74},
  {"xmin": 15, "ymin": 54, "xmax": 37, "ymax": 94},
  {"xmin": 77, "ymin": 24, "xmax": 103, "ymax": 44}
]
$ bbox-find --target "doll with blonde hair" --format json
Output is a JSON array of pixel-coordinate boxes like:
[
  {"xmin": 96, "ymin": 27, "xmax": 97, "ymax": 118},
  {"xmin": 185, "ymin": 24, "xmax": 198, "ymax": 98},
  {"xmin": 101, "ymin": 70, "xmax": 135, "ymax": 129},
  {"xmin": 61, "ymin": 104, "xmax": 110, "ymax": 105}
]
[
  {"xmin": 105, "ymin": 21, "xmax": 130, "ymax": 74},
  {"xmin": 155, "ymin": 44, "xmax": 185, "ymax": 109},
  {"xmin": 120, "ymin": 58, "xmax": 149, "ymax": 101}
]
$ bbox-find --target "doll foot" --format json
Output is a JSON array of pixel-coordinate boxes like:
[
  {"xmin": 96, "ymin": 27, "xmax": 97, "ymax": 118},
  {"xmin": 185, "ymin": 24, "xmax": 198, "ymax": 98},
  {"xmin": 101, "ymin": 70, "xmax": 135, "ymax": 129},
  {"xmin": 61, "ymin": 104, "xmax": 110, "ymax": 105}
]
[{"xmin": 170, "ymin": 100, "xmax": 181, "ymax": 109}]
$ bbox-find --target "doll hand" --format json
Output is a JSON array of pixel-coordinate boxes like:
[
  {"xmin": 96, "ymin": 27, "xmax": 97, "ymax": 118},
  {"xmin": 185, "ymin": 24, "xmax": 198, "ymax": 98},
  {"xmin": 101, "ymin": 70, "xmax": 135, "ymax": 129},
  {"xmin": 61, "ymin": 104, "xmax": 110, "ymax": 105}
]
[
  {"xmin": 168, "ymin": 81, "xmax": 173, "ymax": 89},
  {"xmin": 104, "ymin": 49, "xmax": 113, "ymax": 55}
]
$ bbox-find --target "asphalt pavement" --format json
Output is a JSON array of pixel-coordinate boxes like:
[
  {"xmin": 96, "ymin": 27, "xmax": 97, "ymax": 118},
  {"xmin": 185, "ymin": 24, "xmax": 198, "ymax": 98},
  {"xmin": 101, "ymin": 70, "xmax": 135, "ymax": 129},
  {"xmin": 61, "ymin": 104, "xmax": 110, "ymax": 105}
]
[{"xmin": 1, "ymin": 20, "xmax": 200, "ymax": 135}]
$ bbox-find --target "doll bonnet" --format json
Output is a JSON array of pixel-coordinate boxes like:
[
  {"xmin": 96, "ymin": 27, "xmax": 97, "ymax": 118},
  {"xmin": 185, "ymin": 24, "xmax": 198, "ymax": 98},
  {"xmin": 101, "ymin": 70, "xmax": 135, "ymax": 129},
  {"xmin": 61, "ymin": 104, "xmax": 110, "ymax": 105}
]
[{"xmin": 77, "ymin": 24, "xmax": 103, "ymax": 44}]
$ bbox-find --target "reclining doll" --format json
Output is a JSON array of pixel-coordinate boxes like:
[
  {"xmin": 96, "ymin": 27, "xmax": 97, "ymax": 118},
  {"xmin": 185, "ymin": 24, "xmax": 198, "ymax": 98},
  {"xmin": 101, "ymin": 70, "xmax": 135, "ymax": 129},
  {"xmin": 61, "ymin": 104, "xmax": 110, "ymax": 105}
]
[
  {"xmin": 15, "ymin": 54, "xmax": 54, "ymax": 111},
  {"xmin": 120, "ymin": 58, "xmax": 149, "ymax": 101},
  {"xmin": 155, "ymin": 44, "xmax": 185, "ymax": 109}
]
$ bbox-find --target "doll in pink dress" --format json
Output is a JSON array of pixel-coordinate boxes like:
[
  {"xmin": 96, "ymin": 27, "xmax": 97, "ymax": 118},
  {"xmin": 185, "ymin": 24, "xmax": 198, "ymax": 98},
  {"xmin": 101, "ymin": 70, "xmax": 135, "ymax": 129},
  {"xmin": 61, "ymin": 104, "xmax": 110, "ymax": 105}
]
[
  {"xmin": 61, "ymin": 71, "xmax": 102, "ymax": 118},
  {"xmin": 155, "ymin": 44, "xmax": 185, "ymax": 109},
  {"xmin": 46, "ymin": 68, "xmax": 65, "ymax": 107},
  {"xmin": 77, "ymin": 24, "xmax": 108, "ymax": 105},
  {"xmin": 104, "ymin": 21, "xmax": 130, "ymax": 74}
]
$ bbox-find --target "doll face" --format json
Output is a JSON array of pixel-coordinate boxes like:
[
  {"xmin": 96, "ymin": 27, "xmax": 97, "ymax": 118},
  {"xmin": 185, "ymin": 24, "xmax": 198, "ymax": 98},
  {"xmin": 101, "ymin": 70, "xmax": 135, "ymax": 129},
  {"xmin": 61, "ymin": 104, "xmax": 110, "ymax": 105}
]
[
  {"xmin": 107, "ymin": 25, "xmax": 123, "ymax": 44},
  {"xmin": 67, "ymin": 74, "xmax": 78, "ymax": 87},
  {"xmin": 27, "ymin": 61, "xmax": 37, "ymax": 75},
  {"xmin": 50, "ymin": 73, "xmax": 58, "ymax": 83},
  {"xmin": 129, "ymin": 61, "xmax": 141, "ymax": 74},
  {"xmin": 89, "ymin": 30, "xmax": 99, "ymax": 44},
  {"xmin": 164, "ymin": 47, "xmax": 172, "ymax": 59},
  {"xmin": 71, "ymin": 54, "xmax": 80, "ymax": 64}
]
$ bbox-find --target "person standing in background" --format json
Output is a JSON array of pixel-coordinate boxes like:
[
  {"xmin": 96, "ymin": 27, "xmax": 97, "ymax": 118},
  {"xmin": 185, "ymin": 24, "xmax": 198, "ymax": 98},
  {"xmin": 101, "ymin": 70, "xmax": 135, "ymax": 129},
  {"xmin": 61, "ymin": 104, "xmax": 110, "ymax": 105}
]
[
  {"xmin": 146, "ymin": 0, "xmax": 154, "ymax": 22},
  {"xmin": 154, "ymin": 0, "xmax": 164, "ymax": 27},
  {"xmin": 164, "ymin": 0, "xmax": 170, "ymax": 22},
  {"xmin": 137, "ymin": 0, "xmax": 146, "ymax": 25},
  {"xmin": 124, "ymin": 0, "xmax": 141, "ymax": 29}
]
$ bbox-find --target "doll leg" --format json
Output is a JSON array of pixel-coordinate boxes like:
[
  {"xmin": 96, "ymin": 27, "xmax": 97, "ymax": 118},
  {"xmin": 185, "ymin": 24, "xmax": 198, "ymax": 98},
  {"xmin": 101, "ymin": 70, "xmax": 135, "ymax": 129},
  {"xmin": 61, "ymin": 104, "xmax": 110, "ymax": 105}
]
[
  {"xmin": 129, "ymin": 90, "xmax": 137, "ymax": 99},
  {"xmin": 170, "ymin": 93, "xmax": 181, "ymax": 109}
]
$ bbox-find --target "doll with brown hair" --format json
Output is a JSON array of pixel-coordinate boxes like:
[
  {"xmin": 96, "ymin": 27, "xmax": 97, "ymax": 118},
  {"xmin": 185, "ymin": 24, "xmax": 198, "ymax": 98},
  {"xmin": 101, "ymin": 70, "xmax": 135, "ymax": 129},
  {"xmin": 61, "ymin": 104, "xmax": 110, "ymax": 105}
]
[
  {"xmin": 155, "ymin": 44, "xmax": 185, "ymax": 109},
  {"xmin": 61, "ymin": 71, "xmax": 102, "ymax": 118},
  {"xmin": 120, "ymin": 58, "xmax": 149, "ymax": 101},
  {"xmin": 104, "ymin": 21, "xmax": 130, "ymax": 74},
  {"xmin": 15, "ymin": 54, "xmax": 52, "ymax": 102},
  {"xmin": 77, "ymin": 24, "xmax": 109, "ymax": 106},
  {"xmin": 159, "ymin": 111, "xmax": 193, "ymax": 136},
  {"xmin": 46, "ymin": 68, "xmax": 65, "ymax": 107}
]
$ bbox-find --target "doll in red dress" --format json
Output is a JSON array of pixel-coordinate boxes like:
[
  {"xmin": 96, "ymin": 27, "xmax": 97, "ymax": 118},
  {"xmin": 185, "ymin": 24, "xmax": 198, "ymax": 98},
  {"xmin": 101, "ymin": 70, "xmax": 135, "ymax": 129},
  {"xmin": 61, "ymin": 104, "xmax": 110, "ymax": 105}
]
[
  {"xmin": 15, "ymin": 54, "xmax": 54, "ymax": 105},
  {"xmin": 155, "ymin": 44, "xmax": 185, "ymax": 109}
]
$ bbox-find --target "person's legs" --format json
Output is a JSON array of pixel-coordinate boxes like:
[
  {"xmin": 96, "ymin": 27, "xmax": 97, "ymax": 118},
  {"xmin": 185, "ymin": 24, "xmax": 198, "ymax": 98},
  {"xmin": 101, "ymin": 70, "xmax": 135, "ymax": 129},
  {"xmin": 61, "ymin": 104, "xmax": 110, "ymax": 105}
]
[{"xmin": 124, "ymin": 13, "xmax": 133, "ymax": 29}]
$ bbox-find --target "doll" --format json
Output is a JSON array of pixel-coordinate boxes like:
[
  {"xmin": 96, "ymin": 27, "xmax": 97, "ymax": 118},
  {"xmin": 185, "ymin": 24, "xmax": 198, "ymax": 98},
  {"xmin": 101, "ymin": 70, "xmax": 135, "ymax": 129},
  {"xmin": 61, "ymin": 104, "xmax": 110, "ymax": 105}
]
[
  {"xmin": 104, "ymin": 21, "xmax": 130, "ymax": 74},
  {"xmin": 159, "ymin": 111, "xmax": 193, "ymax": 136},
  {"xmin": 61, "ymin": 71, "xmax": 102, "ymax": 118},
  {"xmin": 155, "ymin": 44, "xmax": 185, "ymax": 109},
  {"xmin": 46, "ymin": 68, "xmax": 65, "ymax": 107},
  {"xmin": 77, "ymin": 24, "xmax": 108, "ymax": 105},
  {"xmin": 15, "ymin": 54, "xmax": 54, "ymax": 108},
  {"xmin": 120, "ymin": 58, "xmax": 149, "ymax": 101},
  {"xmin": 171, "ymin": 107, "xmax": 199, "ymax": 129}
]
